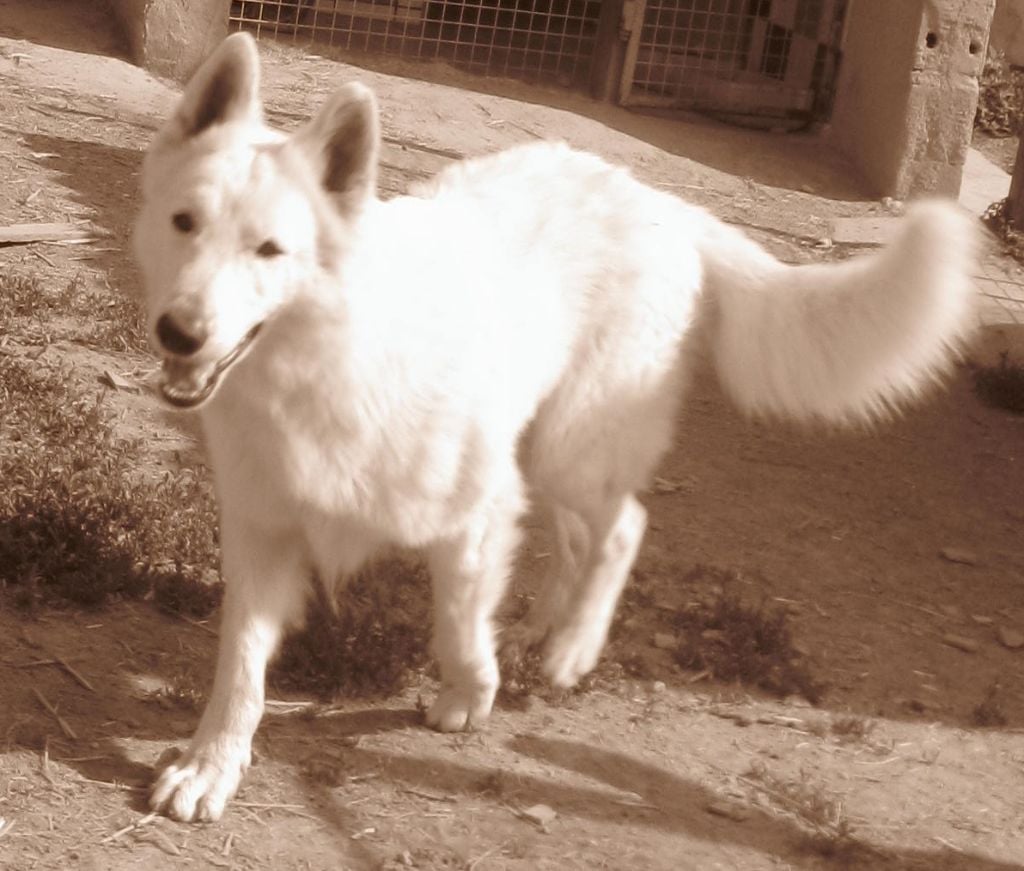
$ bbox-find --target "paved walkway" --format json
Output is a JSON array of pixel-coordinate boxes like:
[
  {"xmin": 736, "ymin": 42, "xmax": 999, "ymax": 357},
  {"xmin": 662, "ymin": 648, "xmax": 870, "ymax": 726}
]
[
  {"xmin": 959, "ymin": 149, "xmax": 1024, "ymax": 328},
  {"xmin": 833, "ymin": 148, "xmax": 1024, "ymax": 332}
]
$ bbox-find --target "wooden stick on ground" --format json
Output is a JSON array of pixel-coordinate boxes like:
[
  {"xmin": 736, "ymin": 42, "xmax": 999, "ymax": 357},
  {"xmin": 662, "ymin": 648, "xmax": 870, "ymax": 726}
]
[
  {"xmin": 99, "ymin": 811, "xmax": 158, "ymax": 845},
  {"xmin": 53, "ymin": 654, "xmax": 96, "ymax": 693},
  {"xmin": 0, "ymin": 222, "xmax": 98, "ymax": 245},
  {"xmin": 31, "ymin": 688, "xmax": 78, "ymax": 741},
  {"xmin": 18, "ymin": 654, "xmax": 96, "ymax": 692}
]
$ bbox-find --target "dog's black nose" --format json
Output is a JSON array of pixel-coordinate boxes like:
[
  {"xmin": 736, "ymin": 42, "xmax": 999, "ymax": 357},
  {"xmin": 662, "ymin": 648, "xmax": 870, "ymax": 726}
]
[{"xmin": 156, "ymin": 313, "xmax": 206, "ymax": 356}]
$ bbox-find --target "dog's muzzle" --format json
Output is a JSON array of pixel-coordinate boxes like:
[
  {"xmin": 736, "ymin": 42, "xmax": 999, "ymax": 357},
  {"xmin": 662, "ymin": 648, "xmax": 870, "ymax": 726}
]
[{"xmin": 158, "ymin": 322, "xmax": 263, "ymax": 409}]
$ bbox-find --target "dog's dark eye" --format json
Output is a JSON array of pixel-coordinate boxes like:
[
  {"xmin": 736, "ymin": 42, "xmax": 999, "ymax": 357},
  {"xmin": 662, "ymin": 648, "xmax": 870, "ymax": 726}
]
[
  {"xmin": 172, "ymin": 212, "xmax": 195, "ymax": 234},
  {"xmin": 256, "ymin": 239, "xmax": 284, "ymax": 258}
]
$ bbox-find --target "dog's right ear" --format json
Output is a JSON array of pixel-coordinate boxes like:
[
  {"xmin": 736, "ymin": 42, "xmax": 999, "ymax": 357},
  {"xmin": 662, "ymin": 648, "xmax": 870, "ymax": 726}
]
[{"xmin": 164, "ymin": 33, "xmax": 261, "ymax": 142}]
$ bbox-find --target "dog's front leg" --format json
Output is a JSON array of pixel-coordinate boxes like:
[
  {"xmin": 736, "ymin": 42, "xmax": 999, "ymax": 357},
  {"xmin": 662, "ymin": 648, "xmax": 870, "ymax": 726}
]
[
  {"xmin": 150, "ymin": 523, "xmax": 307, "ymax": 822},
  {"xmin": 425, "ymin": 485, "xmax": 522, "ymax": 732}
]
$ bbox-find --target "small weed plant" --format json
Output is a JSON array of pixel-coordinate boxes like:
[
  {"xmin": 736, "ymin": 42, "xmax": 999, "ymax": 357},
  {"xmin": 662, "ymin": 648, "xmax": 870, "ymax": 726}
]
[
  {"xmin": 671, "ymin": 566, "xmax": 825, "ymax": 703},
  {"xmin": 271, "ymin": 558, "xmax": 433, "ymax": 699},
  {"xmin": 744, "ymin": 762, "xmax": 860, "ymax": 859}
]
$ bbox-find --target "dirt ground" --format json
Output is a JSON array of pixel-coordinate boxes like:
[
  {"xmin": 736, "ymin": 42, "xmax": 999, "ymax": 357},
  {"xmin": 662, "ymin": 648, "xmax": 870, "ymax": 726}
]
[{"xmin": 1, "ymin": 7, "xmax": 1023, "ymax": 871}]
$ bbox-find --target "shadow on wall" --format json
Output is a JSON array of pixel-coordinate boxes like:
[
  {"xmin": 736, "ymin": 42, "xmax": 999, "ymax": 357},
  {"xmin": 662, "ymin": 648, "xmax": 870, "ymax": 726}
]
[{"xmin": 1, "ymin": 0, "xmax": 128, "ymax": 59}]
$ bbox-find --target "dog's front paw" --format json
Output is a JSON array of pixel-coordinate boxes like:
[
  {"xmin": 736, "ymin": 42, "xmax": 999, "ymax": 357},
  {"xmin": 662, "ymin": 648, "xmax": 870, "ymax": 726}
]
[
  {"xmin": 150, "ymin": 741, "xmax": 250, "ymax": 822},
  {"xmin": 425, "ymin": 683, "xmax": 496, "ymax": 732},
  {"xmin": 542, "ymin": 622, "xmax": 605, "ymax": 688}
]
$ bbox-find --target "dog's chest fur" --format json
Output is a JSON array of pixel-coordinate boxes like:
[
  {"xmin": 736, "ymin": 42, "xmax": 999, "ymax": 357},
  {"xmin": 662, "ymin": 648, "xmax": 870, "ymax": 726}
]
[{"xmin": 195, "ymin": 305, "xmax": 508, "ymax": 559}]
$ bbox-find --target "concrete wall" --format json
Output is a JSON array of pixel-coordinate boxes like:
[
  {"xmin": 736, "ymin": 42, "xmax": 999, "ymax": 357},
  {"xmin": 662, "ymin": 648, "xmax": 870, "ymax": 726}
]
[
  {"xmin": 991, "ymin": 0, "xmax": 1024, "ymax": 64},
  {"xmin": 107, "ymin": 0, "xmax": 230, "ymax": 81},
  {"xmin": 831, "ymin": 0, "xmax": 995, "ymax": 198}
]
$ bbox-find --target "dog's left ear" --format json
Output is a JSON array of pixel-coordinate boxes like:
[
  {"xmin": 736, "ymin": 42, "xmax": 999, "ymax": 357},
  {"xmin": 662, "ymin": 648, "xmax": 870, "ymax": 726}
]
[
  {"xmin": 166, "ymin": 33, "xmax": 261, "ymax": 142},
  {"xmin": 292, "ymin": 83, "xmax": 380, "ymax": 214}
]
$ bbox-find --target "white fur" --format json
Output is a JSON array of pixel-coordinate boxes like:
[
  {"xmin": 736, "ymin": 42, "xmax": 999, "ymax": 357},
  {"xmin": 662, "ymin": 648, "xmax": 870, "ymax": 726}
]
[{"xmin": 134, "ymin": 34, "xmax": 978, "ymax": 822}]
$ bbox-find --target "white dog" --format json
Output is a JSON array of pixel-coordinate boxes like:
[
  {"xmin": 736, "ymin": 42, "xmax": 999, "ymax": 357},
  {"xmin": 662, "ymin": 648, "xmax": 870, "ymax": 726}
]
[{"xmin": 134, "ymin": 33, "xmax": 977, "ymax": 821}]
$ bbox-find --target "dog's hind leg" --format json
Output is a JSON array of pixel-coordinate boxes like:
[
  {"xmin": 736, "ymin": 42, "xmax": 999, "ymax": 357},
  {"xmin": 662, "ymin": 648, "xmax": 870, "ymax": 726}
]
[
  {"xmin": 150, "ymin": 520, "xmax": 308, "ymax": 822},
  {"xmin": 542, "ymin": 492, "xmax": 648, "ymax": 688},
  {"xmin": 425, "ymin": 477, "xmax": 524, "ymax": 732},
  {"xmin": 502, "ymin": 502, "xmax": 588, "ymax": 654}
]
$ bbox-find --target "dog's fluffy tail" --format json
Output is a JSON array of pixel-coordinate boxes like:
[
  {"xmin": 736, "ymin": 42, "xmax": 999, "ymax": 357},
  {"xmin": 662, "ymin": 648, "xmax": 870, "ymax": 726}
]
[{"xmin": 697, "ymin": 202, "xmax": 979, "ymax": 424}]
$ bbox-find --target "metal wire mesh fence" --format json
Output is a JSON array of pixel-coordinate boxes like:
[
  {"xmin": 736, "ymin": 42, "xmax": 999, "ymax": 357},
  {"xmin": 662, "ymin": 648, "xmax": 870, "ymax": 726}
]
[
  {"xmin": 230, "ymin": 0, "xmax": 602, "ymax": 87},
  {"xmin": 622, "ymin": 0, "xmax": 846, "ymax": 120}
]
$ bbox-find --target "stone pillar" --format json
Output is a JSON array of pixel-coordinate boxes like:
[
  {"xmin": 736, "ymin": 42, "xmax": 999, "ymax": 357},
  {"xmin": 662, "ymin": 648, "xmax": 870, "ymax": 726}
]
[
  {"xmin": 830, "ymin": 0, "xmax": 995, "ymax": 198},
  {"xmin": 108, "ymin": 0, "xmax": 231, "ymax": 81}
]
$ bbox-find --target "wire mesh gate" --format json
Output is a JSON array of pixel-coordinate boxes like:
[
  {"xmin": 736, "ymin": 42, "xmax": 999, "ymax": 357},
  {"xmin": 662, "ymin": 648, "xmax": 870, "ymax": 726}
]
[
  {"xmin": 230, "ymin": 0, "xmax": 602, "ymax": 86},
  {"xmin": 619, "ymin": 0, "xmax": 846, "ymax": 121}
]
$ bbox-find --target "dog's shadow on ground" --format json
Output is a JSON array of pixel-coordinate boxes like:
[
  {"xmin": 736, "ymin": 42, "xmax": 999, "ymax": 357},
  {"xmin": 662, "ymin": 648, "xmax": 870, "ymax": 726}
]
[
  {"xmin": 503, "ymin": 734, "xmax": 1024, "ymax": 871},
  {"xmin": 251, "ymin": 708, "xmax": 1022, "ymax": 871},
  {"xmin": 3, "ymin": 511, "xmax": 1020, "ymax": 869}
]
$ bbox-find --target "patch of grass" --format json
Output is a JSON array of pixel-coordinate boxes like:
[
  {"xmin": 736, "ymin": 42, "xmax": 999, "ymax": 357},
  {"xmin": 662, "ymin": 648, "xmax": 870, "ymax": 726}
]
[
  {"xmin": 0, "ymin": 272, "xmax": 78, "ymax": 356},
  {"xmin": 152, "ymin": 569, "xmax": 223, "ymax": 619},
  {"xmin": 972, "ymin": 350, "xmax": 1024, "ymax": 415},
  {"xmin": 671, "ymin": 566, "xmax": 825, "ymax": 704},
  {"xmin": 975, "ymin": 50, "xmax": 1024, "ymax": 137},
  {"xmin": 0, "ymin": 273, "xmax": 67, "ymax": 323},
  {"xmin": 270, "ymin": 557, "xmax": 433, "ymax": 699},
  {"xmin": 0, "ymin": 351, "xmax": 219, "ymax": 610},
  {"xmin": 0, "ymin": 271, "xmax": 148, "ymax": 353},
  {"xmin": 498, "ymin": 640, "xmax": 547, "ymax": 705},
  {"xmin": 87, "ymin": 290, "xmax": 149, "ymax": 353},
  {"xmin": 497, "ymin": 631, "xmax": 606, "ymax": 709}
]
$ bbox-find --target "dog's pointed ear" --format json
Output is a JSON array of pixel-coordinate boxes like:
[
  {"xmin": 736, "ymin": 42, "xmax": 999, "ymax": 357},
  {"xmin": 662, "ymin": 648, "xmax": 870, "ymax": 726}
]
[
  {"xmin": 292, "ymin": 83, "xmax": 380, "ymax": 213},
  {"xmin": 169, "ymin": 33, "xmax": 261, "ymax": 140}
]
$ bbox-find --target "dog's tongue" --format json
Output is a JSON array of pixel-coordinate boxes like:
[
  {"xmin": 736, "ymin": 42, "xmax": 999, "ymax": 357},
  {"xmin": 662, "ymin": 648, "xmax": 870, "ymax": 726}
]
[
  {"xmin": 160, "ymin": 358, "xmax": 212, "ymax": 405},
  {"xmin": 156, "ymin": 323, "xmax": 262, "ymax": 408}
]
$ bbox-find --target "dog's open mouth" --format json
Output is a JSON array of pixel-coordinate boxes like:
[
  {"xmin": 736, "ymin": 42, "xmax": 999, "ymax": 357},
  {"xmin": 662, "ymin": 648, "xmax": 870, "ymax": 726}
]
[{"xmin": 159, "ymin": 322, "xmax": 264, "ymax": 409}]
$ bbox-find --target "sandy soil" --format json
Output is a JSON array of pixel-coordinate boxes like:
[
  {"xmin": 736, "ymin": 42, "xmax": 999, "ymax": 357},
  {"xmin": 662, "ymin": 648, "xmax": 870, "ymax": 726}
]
[{"xmin": 1, "ymin": 11, "xmax": 1022, "ymax": 871}]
